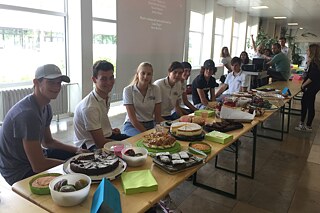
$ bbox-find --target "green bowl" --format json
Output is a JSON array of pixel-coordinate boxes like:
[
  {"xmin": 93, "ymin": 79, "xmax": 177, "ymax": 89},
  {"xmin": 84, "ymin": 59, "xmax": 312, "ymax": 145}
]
[
  {"xmin": 189, "ymin": 142, "xmax": 211, "ymax": 154},
  {"xmin": 29, "ymin": 173, "xmax": 62, "ymax": 195}
]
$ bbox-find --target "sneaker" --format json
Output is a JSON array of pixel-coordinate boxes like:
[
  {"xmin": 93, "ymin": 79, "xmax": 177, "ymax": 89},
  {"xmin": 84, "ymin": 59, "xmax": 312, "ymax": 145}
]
[
  {"xmin": 295, "ymin": 124, "xmax": 306, "ymax": 131},
  {"xmin": 305, "ymin": 126, "xmax": 312, "ymax": 132}
]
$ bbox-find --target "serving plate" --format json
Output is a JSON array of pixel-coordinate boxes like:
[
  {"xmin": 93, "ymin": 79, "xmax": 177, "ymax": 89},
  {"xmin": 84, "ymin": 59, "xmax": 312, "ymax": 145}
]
[
  {"xmin": 63, "ymin": 153, "xmax": 127, "ymax": 181},
  {"xmin": 136, "ymin": 139, "xmax": 181, "ymax": 154}
]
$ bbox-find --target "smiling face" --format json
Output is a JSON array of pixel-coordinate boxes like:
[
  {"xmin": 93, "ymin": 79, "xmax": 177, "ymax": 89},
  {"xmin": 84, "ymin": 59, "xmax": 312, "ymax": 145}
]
[
  {"xmin": 168, "ymin": 68, "xmax": 183, "ymax": 84},
  {"xmin": 182, "ymin": 68, "xmax": 191, "ymax": 80},
  {"xmin": 138, "ymin": 65, "xmax": 153, "ymax": 85},
  {"xmin": 35, "ymin": 78, "xmax": 62, "ymax": 101},
  {"xmin": 92, "ymin": 70, "xmax": 115, "ymax": 95}
]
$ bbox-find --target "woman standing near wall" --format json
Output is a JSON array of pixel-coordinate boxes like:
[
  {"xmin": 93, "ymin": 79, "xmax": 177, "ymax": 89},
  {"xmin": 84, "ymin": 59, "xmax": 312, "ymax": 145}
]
[
  {"xmin": 220, "ymin": 47, "xmax": 232, "ymax": 83},
  {"xmin": 123, "ymin": 62, "xmax": 163, "ymax": 136},
  {"xmin": 295, "ymin": 44, "xmax": 320, "ymax": 132}
]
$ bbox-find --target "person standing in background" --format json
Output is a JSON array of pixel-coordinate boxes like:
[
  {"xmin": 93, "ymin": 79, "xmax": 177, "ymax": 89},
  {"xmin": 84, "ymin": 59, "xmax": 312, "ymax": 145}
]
[
  {"xmin": 123, "ymin": 62, "xmax": 163, "ymax": 136},
  {"xmin": 154, "ymin": 61, "xmax": 184, "ymax": 120},
  {"xmin": 295, "ymin": 44, "xmax": 320, "ymax": 132},
  {"xmin": 279, "ymin": 37, "xmax": 292, "ymax": 62},
  {"xmin": 220, "ymin": 47, "xmax": 232, "ymax": 83}
]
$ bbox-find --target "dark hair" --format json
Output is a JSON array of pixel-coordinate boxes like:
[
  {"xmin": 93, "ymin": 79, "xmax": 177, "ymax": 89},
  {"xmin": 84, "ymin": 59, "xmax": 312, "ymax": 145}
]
[
  {"xmin": 220, "ymin": 46, "xmax": 230, "ymax": 57},
  {"xmin": 264, "ymin": 48, "xmax": 272, "ymax": 56},
  {"xmin": 92, "ymin": 60, "xmax": 114, "ymax": 78},
  {"xmin": 240, "ymin": 51, "xmax": 249, "ymax": 64},
  {"xmin": 231, "ymin": 57, "xmax": 242, "ymax": 66},
  {"xmin": 279, "ymin": 37, "xmax": 286, "ymax": 42},
  {"xmin": 168, "ymin": 61, "xmax": 183, "ymax": 72},
  {"xmin": 181, "ymin": 61, "xmax": 192, "ymax": 69},
  {"xmin": 272, "ymin": 43, "xmax": 281, "ymax": 49}
]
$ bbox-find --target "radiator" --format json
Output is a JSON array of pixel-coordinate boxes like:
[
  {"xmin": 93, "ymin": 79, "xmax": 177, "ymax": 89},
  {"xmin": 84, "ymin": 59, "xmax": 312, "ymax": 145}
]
[{"xmin": 0, "ymin": 84, "xmax": 69, "ymax": 121}]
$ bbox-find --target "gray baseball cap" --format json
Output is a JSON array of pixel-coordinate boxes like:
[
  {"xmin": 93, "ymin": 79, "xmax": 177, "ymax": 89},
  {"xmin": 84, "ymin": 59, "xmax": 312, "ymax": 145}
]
[{"xmin": 35, "ymin": 64, "xmax": 70, "ymax": 83}]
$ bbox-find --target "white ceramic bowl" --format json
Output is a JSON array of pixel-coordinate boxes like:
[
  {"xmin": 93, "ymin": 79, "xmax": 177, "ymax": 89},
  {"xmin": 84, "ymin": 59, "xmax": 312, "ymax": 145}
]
[
  {"xmin": 121, "ymin": 147, "xmax": 148, "ymax": 167},
  {"xmin": 49, "ymin": 173, "xmax": 91, "ymax": 207}
]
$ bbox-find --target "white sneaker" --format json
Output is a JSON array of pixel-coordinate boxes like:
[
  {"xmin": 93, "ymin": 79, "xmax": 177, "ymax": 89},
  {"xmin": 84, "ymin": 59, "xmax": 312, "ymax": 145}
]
[
  {"xmin": 305, "ymin": 126, "xmax": 313, "ymax": 132},
  {"xmin": 295, "ymin": 124, "xmax": 306, "ymax": 131}
]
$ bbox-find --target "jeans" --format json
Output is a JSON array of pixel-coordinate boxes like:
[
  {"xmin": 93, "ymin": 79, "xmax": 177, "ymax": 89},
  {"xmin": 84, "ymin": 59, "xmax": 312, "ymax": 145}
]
[
  {"xmin": 301, "ymin": 88, "xmax": 320, "ymax": 126},
  {"xmin": 123, "ymin": 121, "xmax": 155, "ymax": 137}
]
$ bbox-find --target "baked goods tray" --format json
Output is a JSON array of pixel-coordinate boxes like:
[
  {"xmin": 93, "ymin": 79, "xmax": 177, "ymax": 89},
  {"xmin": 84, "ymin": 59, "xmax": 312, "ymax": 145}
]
[
  {"xmin": 168, "ymin": 131, "xmax": 205, "ymax": 142},
  {"xmin": 63, "ymin": 153, "xmax": 127, "ymax": 182},
  {"xmin": 152, "ymin": 153, "xmax": 204, "ymax": 175}
]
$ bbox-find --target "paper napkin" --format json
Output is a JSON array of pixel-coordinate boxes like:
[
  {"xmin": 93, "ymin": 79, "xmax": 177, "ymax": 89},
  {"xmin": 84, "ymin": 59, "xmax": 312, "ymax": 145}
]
[{"xmin": 121, "ymin": 170, "xmax": 158, "ymax": 195}]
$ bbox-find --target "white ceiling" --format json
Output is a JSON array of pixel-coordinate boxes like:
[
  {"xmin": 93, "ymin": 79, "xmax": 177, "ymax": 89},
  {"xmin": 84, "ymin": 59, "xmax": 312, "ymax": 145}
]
[{"xmin": 216, "ymin": 0, "xmax": 320, "ymax": 42}]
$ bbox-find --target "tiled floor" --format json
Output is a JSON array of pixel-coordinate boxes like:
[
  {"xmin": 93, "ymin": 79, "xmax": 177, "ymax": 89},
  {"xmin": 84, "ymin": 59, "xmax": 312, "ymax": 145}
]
[{"xmin": 2, "ymin": 96, "xmax": 320, "ymax": 212}]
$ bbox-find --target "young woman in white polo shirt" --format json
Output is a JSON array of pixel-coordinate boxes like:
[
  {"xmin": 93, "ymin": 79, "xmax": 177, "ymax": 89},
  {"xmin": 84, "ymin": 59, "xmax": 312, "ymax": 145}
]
[
  {"xmin": 123, "ymin": 62, "xmax": 164, "ymax": 136},
  {"xmin": 154, "ymin": 61, "xmax": 184, "ymax": 120}
]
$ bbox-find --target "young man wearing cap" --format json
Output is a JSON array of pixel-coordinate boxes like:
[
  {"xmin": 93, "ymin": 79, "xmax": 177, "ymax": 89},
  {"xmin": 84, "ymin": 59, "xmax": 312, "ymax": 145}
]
[
  {"xmin": 215, "ymin": 57, "xmax": 250, "ymax": 101},
  {"xmin": 191, "ymin": 59, "xmax": 217, "ymax": 109},
  {"xmin": 0, "ymin": 64, "xmax": 86, "ymax": 185},
  {"xmin": 73, "ymin": 60, "xmax": 129, "ymax": 151}
]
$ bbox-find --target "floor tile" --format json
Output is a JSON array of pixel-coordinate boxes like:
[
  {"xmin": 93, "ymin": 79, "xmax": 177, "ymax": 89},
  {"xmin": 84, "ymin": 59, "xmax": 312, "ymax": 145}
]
[
  {"xmin": 307, "ymin": 144, "xmax": 320, "ymax": 164},
  {"xmin": 289, "ymin": 187, "xmax": 320, "ymax": 213},
  {"xmin": 297, "ymin": 162, "xmax": 320, "ymax": 193},
  {"xmin": 231, "ymin": 202, "xmax": 272, "ymax": 213}
]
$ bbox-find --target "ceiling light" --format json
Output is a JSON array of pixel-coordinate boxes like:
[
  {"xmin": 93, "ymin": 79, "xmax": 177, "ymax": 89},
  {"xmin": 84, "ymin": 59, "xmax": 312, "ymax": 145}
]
[
  {"xmin": 252, "ymin": 6, "xmax": 269, "ymax": 9},
  {"xmin": 288, "ymin": 23, "xmax": 298, "ymax": 26},
  {"xmin": 274, "ymin": 17, "xmax": 287, "ymax": 19}
]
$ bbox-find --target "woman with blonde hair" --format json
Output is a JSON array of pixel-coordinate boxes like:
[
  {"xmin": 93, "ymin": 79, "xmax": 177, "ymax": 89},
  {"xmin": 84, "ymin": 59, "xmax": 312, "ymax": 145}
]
[
  {"xmin": 295, "ymin": 44, "xmax": 320, "ymax": 131},
  {"xmin": 123, "ymin": 62, "xmax": 163, "ymax": 136}
]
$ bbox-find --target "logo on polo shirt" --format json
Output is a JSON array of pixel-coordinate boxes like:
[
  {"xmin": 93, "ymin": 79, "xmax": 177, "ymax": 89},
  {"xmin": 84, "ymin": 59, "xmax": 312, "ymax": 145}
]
[{"xmin": 148, "ymin": 96, "xmax": 156, "ymax": 100}]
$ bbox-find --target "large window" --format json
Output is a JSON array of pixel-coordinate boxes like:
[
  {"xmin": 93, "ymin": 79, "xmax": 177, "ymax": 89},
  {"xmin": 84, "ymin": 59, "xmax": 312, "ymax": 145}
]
[
  {"xmin": 231, "ymin": 22, "xmax": 240, "ymax": 57},
  {"xmin": 213, "ymin": 18, "xmax": 224, "ymax": 64},
  {"xmin": 188, "ymin": 11, "xmax": 204, "ymax": 66},
  {"xmin": 92, "ymin": 0, "xmax": 117, "ymax": 75},
  {"xmin": 0, "ymin": 1, "xmax": 66, "ymax": 86}
]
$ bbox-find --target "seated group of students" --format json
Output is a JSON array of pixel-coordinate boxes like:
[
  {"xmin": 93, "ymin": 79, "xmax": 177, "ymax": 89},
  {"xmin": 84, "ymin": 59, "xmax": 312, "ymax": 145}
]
[{"xmin": 0, "ymin": 57, "xmax": 249, "ymax": 185}]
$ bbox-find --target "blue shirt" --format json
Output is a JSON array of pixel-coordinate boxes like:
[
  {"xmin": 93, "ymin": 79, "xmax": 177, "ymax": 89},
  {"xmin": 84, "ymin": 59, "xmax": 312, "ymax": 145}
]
[{"xmin": 0, "ymin": 94, "xmax": 52, "ymax": 185}]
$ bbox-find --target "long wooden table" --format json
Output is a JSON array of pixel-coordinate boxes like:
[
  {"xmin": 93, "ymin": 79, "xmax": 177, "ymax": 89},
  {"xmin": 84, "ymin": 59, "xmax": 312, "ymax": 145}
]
[
  {"xmin": 12, "ymin": 119, "xmax": 259, "ymax": 213},
  {"xmin": 0, "ymin": 178, "xmax": 47, "ymax": 212},
  {"xmin": 253, "ymin": 79, "xmax": 302, "ymax": 140}
]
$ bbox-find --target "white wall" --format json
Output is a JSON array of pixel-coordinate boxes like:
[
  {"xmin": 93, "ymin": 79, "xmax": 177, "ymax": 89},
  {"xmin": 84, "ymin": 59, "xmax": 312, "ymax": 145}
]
[{"xmin": 116, "ymin": 0, "xmax": 186, "ymax": 99}]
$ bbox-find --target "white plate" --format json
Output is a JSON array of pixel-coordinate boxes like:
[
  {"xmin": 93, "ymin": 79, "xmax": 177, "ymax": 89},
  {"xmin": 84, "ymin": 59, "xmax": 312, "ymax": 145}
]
[
  {"xmin": 103, "ymin": 141, "xmax": 132, "ymax": 152},
  {"xmin": 63, "ymin": 153, "xmax": 127, "ymax": 181}
]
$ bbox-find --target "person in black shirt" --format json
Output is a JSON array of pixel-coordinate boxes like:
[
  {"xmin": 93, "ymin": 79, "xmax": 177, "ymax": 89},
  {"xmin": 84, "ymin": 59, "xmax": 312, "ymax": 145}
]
[
  {"xmin": 295, "ymin": 44, "xmax": 320, "ymax": 132},
  {"xmin": 191, "ymin": 59, "xmax": 217, "ymax": 109}
]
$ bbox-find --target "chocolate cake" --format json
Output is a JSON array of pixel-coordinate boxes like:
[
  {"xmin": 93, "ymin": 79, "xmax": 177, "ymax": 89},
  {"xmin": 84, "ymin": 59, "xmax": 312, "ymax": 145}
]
[{"xmin": 69, "ymin": 150, "xmax": 119, "ymax": 176}]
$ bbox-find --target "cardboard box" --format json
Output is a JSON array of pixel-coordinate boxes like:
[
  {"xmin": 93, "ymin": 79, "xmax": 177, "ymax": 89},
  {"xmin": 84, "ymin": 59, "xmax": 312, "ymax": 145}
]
[
  {"xmin": 194, "ymin": 109, "xmax": 215, "ymax": 118},
  {"xmin": 205, "ymin": 131, "xmax": 233, "ymax": 144}
]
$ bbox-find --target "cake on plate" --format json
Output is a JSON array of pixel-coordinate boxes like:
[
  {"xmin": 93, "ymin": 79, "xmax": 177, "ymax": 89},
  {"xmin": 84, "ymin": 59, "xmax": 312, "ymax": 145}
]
[
  {"xmin": 143, "ymin": 132, "xmax": 176, "ymax": 149},
  {"xmin": 170, "ymin": 122, "xmax": 202, "ymax": 137},
  {"xmin": 69, "ymin": 150, "xmax": 119, "ymax": 176}
]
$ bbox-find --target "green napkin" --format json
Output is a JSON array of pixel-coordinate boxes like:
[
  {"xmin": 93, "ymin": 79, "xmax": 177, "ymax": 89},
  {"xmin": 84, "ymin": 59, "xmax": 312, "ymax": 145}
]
[{"xmin": 121, "ymin": 170, "xmax": 158, "ymax": 195}]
